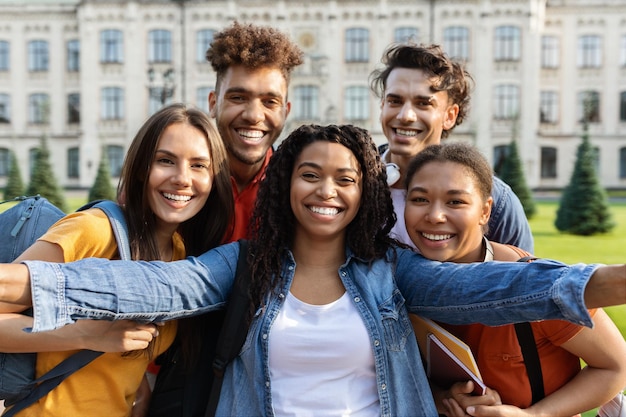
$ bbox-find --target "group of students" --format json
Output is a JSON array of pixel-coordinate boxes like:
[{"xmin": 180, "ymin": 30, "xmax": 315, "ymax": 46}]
[{"xmin": 0, "ymin": 21, "xmax": 624, "ymax": 417}]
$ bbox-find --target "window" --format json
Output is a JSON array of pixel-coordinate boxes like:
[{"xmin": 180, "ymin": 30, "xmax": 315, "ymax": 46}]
[
  {"xmin": 620, "ymin": 147, "xmax": 626, "ymax": 179},
  {"xmin": 101, "ymin": 87, "xmax": 124, "ymax": 120},
  {"xmin": 28, "ymin": 40, "xmax": 48, "ymax": 71},
  {"xmin": 292, "ymin": 85, "xmax": 319, "ymax": 120},
  {"xmin": 196, "ymin": 29, "xmax": 214, "ymax": 63},
  {"xmin": 0, "ymin": 41, "xmax": 9, "ymax": 71},
  {"xmin": 493, "ymin": 145, "xmax": 509, "ymax": 177},
  {"xmin": 577, "ymin": 35, "xmax": 602, "ymax": 68},
  {"xmin": 0, "ymin": 93, "xmax": 10, "ymax": 123},
  {"xmin": 493, "ymin": 85, "xmax": 519, "ymax": 120},
  {"xmin": 394, "ymin": 27, "xmax": 418, "ymax": 43},
  {"xmin": 148, "ymin": 30, "xmax": 172, "ymax": 63},
  {"xmin": 345, "ymin": 28, "xmax": 369, "ymax": 63},
  {"xmin": 620, "ymin": 92, "xmax": 626, "ymax": 122},
  {"xmin": 28, "ymin": 93, "xmax": 49, "ymax": 124},
  {"xmin": 541, "ymin": 36, "xmax": 559, "ymax": 68},
  {"xmin": 540, "ymin": 147, "xmax": 557, "ymax": 179},
  {"xmin": 106, "ymin": 145, "xmax": 124, "ymax": 177},
  {"xmin": 577, "ymin": 90, "xmax": 600, "ymax": 123},
  {"xmin": 67, "ymin": 39, "xmax": 79, "ymax": 72},
  {"xmin": 196, "ymin": 87, "xmax": 212, "ymax": 114},
  {"xmin": 444, "ymin": 26, "xmax": 469, "ymax": 60},
  {"xmin": 540, "ymin": 91, "xmax": 559, "ymax": 124},
  {"xmin": 67, "ymin": 147, "xmax": 79, "ymax": 178},
  {"xmin": 621, "ymin": 35, "xmax": 626, "ymax": 67},
  {"xmin": 68, "ymin": 93, "xmax": 80, "ymax": 124},
  {"xmin": 344, "ymin": 86, "xmax": 369, "ymax": 121},
  {"xmin": 100, "ymin": 29, "xmax": 123, "ymax": 63},
  {"xmin": 0, "ymin": 148, "xmax": 9, "ymax": 176},
  {"xmin": 494, "ymin": 26, "xmax": 520, "ymax": 61}
]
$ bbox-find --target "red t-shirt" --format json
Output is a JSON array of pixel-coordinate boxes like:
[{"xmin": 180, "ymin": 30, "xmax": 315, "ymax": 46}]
[{"xmin": 226, "ymin": 149, "xmax": 272, "ymax": 243}]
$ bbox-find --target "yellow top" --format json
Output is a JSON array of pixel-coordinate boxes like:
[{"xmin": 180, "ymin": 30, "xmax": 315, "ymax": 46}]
[{"xmin": 15, "ymin": 208, "xmax": 180, "ymax": 417}]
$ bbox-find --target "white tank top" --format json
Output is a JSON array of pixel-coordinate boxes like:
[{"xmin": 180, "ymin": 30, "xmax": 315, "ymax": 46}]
[{"xmin": 269, "ymin": 291, "xmax": 379, "ymax": 417}]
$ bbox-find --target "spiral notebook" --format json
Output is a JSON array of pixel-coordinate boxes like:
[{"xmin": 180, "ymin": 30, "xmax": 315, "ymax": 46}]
[{"xmin": 410, "ymin": 314, "xmax": 486, "ymax": 396}]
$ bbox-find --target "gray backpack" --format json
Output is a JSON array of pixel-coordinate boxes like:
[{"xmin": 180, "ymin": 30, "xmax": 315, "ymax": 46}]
[{"xmin": 0, "ymin": 195, "xmax": 130, "ymax": 415}]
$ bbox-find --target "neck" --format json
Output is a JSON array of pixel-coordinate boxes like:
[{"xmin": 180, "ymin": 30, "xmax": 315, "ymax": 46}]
[
  {"xmin": 291, "ymin": 233, "xmax": 346, "ymax": 269},
  {"xmin": 385, "ymin": 150, "xmax": 412, "ymax": 189}
]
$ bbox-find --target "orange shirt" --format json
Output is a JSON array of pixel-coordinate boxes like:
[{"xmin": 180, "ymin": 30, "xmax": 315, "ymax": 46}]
[{"xmin": 227, "ymin": 149, "xmax": 272, "ymax": 242}]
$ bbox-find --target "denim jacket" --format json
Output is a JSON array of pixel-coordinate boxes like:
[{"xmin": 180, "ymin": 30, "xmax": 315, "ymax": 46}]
[{"xmin": 25, "ymin": 243, "xmax": 596, "ymax": 416}]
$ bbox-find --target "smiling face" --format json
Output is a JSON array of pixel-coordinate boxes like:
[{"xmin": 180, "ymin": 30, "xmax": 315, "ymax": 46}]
[
  {"xmin": 404, "ymin": 161, "xmax": 492, "ymax": 263},
  {"xmin": 290, "ymin": 141, "xmax": 362, "ymax": 242},
  {"xmin": 209, "ymin": 65, "xmax": 290, "ymax": 173},
  {"xmin": 147, "ymin": 122, "xmax": 213, "ymax": 233},
  {"xmin": 380, "ymin": 68, "xmax": 459, "ymax": 161}
]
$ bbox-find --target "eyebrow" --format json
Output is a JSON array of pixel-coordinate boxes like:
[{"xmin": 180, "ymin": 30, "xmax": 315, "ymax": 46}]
[
  {"xmin": 408, "ymin": 185, "xmax": 470, "ymax": 196},
  {"xmin": 224, "ymin": 86, "xmax": 284, "ymax": 100},
  {"xmin": 155, "ymin": 149, "xmax": 211, "ymax": 162},
  {"xmin": 297, "ymin": 161, "xmax": 359, "ymax": 174}
]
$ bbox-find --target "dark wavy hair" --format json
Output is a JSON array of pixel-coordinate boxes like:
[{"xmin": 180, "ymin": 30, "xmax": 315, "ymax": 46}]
[
  {"xmin": 369, "ymin": 43, "xmax": 474, "ymax": 138},
  {"xmin": 206, "ymin": 21, "xmax": 304, "ymax": 94},
  {"xmin": 247, "ymin": 124, "xmax": 399, "ymax": 309}
]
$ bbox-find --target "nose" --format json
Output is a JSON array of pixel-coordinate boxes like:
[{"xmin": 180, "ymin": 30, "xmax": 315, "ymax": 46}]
[
  {"xmin": 397, "ymin": 102, "xmax": 417, "ymax": 122},
  {"xmin": 241, "ymin": 99, "xmax": 264, "ymax": 124},
  {"xmin": 425, "ymin": 203, "xmax": 446, "ymax": 224},
  {"xmin": 172, "ymin": 165, "xmax": 192, "ymax": 186},
  {"xmin": 317, "ymin": 179, "xmax": 337, "ymax": 200}
]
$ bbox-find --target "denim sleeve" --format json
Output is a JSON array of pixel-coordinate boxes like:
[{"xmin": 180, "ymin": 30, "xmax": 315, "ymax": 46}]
[
  {"xmin": 394, "ymin": 249, "xmax": 597, "ymax": 328},
  {"xmin": 487, "ymin": 176, "xmax": 535, "ymax": 253},
  {"xmin": 25, "ymin": 242, "xmax": 240, "ymax": 332}
]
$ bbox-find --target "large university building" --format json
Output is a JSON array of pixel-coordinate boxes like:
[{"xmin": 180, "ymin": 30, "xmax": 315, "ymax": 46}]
[{"xmin": 0, "ymin": 0, "xmax": 625, "ymax": 190}]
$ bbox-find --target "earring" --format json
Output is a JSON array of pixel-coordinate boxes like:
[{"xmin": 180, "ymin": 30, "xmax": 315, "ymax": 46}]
[{"xmin": 386, "ymin": 163, "xmax": 401, "ymax": 186}]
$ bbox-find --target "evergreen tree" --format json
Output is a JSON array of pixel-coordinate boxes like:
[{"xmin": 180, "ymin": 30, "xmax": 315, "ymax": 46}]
[
  {"xmin": 26, "ymin": 135, "xmax": 68, "ymax": 212},
  {"xmin": 3, "ymin": 150, "xmax": 25, "ymax": 199},
  {"xmin": 499, "ymin": 139, "xmax": 537, "ymax": 219},
  {"xmin": 88, "ymin": 150, "xmax": 116, "ymax": 202},
  {"xmin": 555, "ymin": 123, "xmax": 614, "ymax": 235}
]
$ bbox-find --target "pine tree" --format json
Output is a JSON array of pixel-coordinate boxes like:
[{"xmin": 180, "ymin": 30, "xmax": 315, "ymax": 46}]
[
  {"xmin": 554, "ymin": 123, "xmax": 614, "ymax": 235},
  {"xmin": 3, "ymin": 150, "xmax": 25, "ymax": 199},
  {"xmin": 26, "ymin": 135, "xmax": 68, "ymax": 212},
  {"xmin": 499, "ymin": 139, "xmax": 537, "ymax": 219},
  {"xmin": 88, "ymin": 150, "xmax": 116, "ymax": 202}
]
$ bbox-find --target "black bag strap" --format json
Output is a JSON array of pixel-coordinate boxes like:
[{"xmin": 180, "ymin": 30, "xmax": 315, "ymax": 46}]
[
  {"xmin": 514, "ymin": 256, "xmax": 545, "ymax": 405},
  {"xmin": 3, "ymin": 350, "xmax": 103, "ymax": 417},
  {"xmin": 205, "ymin": 239, "xmax": 252, "ymax": 417}
]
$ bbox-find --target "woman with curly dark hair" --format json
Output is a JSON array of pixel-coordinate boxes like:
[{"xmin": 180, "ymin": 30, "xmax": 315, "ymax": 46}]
[{"xmin": 1, "ymin": 125, "xmax": 625, "ymax": 416}]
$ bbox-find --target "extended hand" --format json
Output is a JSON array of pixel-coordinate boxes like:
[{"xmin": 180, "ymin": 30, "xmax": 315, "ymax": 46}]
[
  {"xmin": 441, "ymin": 381, "xmax": 502, "ymax": 417},
  {"xmin": 63, "ymin": 319, "xmax": 159, "ymax": 352}
]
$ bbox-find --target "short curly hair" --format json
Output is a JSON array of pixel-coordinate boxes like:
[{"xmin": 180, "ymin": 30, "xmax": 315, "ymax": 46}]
[
  {"xmin": 206, "ymin": 21, "xmax": 304, "ymax": 92},
  {"xmin": 246, "ymin": 124, "xmax": 399, "ymax": 310},
  {"xmin": 369, "ymin": 43, "xmax": 474, "ymax": 138}
]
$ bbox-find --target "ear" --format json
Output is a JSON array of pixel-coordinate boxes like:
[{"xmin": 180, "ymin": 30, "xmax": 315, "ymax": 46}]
[
  {"xmin": 479, "ymin": 196, "xmax": 493, "ymax": 226},
  {"xmin": 442, "ymin": 103, "xmax": 460, "ymax": 131},
  {"xmin": 208, "ymin": 90, "xmax": 217, "ymax": 118},
  {"xmin": 284, "ymin": 100, "xmax": 291, "ymax": 118}
]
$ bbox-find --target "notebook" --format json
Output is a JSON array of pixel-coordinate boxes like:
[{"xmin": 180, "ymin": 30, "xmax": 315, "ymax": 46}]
[{"xmin": 410, "ymin": 314, "xmax": 486, "ymax": 395}]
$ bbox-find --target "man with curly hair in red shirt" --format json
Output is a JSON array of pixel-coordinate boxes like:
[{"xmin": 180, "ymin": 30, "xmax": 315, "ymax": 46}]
[{"xmin": 207, "ymin": 21, "xmax": 304, "ymax": 241}]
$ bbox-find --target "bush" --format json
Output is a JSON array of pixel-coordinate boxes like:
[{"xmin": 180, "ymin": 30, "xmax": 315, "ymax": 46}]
[
  {"xmin": 25, "ymin": 135, "xmax": 68, "ymax": 212},
  {"xmin": 88, "ymin": 151, "xmax": 116, "ymax": 202},
  {"xmin": 499, "ymin": 140, "xmax": 536, "ymax": 219},
  {"xmin": 3, "ymin": 151, "xmax": 24, "ymax": 200}
]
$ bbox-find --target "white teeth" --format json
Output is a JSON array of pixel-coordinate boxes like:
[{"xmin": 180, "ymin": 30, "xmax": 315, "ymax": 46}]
[
  {"xmin": 163, "ymin": 193, "xmax": 191, "ymax": 202},
  {"xmin": 238, "ymin": 130, "xmax": 264, "ymax": 139},
  {"xmin": 309, "ymin": 206, "xmax": 339, "ymax": 216},
  {"xmin": 422, "ymin": 233, "xmax": 452, "ymax": 241},
  {"xmin": 396, "ymin": 128, "xmax": 417, "ymax": 137}
]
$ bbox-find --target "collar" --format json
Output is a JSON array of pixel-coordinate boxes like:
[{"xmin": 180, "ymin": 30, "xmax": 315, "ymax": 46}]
[{"xmin": 483, "ymin": 236, "xmax": 494, "ymax": 262}]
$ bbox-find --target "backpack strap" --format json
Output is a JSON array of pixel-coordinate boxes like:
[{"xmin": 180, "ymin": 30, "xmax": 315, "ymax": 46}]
[
  {"xmin": 205, "ymin": 239, "xmax": 252, "ymax": 417},
  {"xmin": 4, "ymin": 200, "xmax": 130, "ymax": 417},
  {"xmin": 514, "ymin": 256, "xmax": 545, "ymax": 405}
]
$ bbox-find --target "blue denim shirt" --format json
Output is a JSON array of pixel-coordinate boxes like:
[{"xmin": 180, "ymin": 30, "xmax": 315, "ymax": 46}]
[
  {"xmin": 25, "ymin": 243, "xmax": 595, "ymax": 416},
  {"xmin": 390, "ymin": 175, "xmax": 534, "ymax": 253}
]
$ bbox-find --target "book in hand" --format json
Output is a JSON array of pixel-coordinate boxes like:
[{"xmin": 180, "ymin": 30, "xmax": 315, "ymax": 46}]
[{"xmin": 410, "ymin": 314, "xmax": 486, "ymax": 396}]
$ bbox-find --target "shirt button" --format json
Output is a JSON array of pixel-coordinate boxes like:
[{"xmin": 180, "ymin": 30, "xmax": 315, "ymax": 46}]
[
  {"xmin": 279, "ymin": 293, "xmax": 285, "ymax": 299},
  {"xmin": 266, "ymin": 381, "xmax": 270, "ymax": 387},
  {"xmin": 341, "ymin": 271, "xmax": 347, "ymax": 277},
  {"xmin": 381, "ymin": 383, "xmax": 387, "ymax": 390},
  {"xmin": 374, "ymin": 340, "xmax": 380, "ymax": 346},
  {"xmin": 354, "ymin": 297, "xmax": 361, "ymax": 303},
  {"xmin": 288, "ymin": 265, "xmax": 294, "ymax": 271},
  {"xmin": 262, "ymin": 333, "xmax": 268, "ymax": 340}
]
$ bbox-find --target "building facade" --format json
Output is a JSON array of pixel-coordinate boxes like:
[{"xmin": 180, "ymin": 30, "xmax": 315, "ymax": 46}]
[{"xmin": 0, "ymin": 0, "xmax": 625, "ymax": 190}]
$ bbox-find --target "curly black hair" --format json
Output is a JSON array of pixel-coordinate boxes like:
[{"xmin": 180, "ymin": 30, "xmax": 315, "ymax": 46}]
[
  {"xmin": 246, "ymin": 124, "xmax": 399, "ymax": 310},
  {"xmin": 369, "ymin": 43, "xmax": 474, "ymax": 138},
  {"xmin": 206, "ymin": 21, "xmax": 304, "ymax": 92}
]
